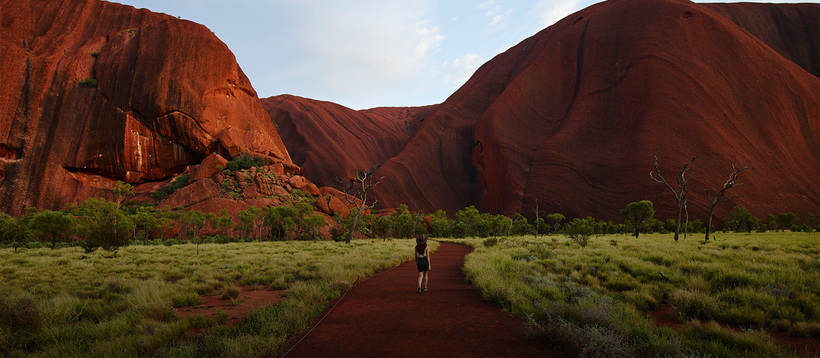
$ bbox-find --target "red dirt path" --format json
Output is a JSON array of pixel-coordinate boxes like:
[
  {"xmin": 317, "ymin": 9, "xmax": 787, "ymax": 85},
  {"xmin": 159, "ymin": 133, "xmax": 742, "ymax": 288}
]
[{"xmin": 281, "ymin": 243, "xmax": 562, "ymax": 357}]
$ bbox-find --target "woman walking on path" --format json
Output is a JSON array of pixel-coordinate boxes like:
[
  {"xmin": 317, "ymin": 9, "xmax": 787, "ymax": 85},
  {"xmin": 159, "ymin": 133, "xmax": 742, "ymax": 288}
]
[{"xmin": 415, "ymin": 234, "xmax": 431, "ymax": 293}]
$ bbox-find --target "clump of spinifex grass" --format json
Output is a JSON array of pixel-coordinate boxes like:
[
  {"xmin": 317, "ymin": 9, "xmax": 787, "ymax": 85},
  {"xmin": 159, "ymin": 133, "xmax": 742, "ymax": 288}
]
[
  {"xmin": 0, "ymin": 239, "xmax": 433, "ymax": 357},
  {"xmin": 450, "ymin": 232, "xmax": 817, "ymax": 357}
]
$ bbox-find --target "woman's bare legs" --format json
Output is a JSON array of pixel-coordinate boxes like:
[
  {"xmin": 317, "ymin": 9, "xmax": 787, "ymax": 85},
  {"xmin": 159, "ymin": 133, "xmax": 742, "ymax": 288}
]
[
  {"xmin": 417, "ymin": 272, "xmax": 424, "ymax": 292},
  {"xmin": 422, "ymin": 272, "xmax": 429, "ymax": 290}
]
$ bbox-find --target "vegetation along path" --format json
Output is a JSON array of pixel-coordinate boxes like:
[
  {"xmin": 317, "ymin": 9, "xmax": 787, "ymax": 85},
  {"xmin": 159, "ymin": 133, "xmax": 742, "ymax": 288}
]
[{"xmin": 281, "ymin": 243, "xmax": 561, "ymax": 357}]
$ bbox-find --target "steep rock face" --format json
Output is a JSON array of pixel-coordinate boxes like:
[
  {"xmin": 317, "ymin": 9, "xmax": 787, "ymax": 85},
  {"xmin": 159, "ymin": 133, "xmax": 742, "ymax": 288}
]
[
  {"xmin": 0, "ymin": 0, "xmax": 290, "ymax": 214},
  {"xmin": 373, "ymin": 0, "xmax": 818, "ymax": 221},
  {"xmin": 703, "ymin": 3, "xmax": 819, "ymax": 77},
  {"xmin": 262, "ymin": 95, "xmax": 434, "ymax": 188}
]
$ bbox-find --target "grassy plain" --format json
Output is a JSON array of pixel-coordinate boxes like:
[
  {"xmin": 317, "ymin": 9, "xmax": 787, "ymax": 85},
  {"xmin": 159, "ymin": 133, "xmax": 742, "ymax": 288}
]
[
  {"xmin": 449, "ymin": 232, "xmax": 819, "ymax": 357},
  {"xmin": 0, "ymin": 239, "xmax": 434, "ymax": 357}
]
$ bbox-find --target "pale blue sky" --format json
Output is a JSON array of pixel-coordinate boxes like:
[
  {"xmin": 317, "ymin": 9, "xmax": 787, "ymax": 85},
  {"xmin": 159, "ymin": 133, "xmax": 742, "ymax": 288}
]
[{"xmin": 111, "ymin": 0, "xmax": 814, "ymax": 110}]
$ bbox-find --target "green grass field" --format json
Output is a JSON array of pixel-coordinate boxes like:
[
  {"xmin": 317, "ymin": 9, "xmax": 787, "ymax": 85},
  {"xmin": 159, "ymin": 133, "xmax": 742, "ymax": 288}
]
[
  {"xmin": 2, "ymin": 232, "xmax": 817, "ymax": 357},
  {"xmin": 0, "ymin": 240, "xmax": 435, "ymax": 357},
  {"xmin": 449, "ymin": 232, "xmax": 819, "ymax": 357}
]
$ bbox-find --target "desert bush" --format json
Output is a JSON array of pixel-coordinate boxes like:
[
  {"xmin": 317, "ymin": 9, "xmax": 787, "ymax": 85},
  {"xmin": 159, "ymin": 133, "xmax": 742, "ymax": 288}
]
[
  {"xmin": 221, "ymin": 285, "xmax": 241, "ymax": 300},
  {"xmin": 564, "ymin": 217, "xmax": 596, "ymax": 247},
  {"xmin": 79, "ymin": 78, "xmax": 98, "ymax": 88},
  {"xmin": 670, "ymin": 289, "xmax": 720, "ymax": 321},
  {"xmin": 790, "ymin": 321, "xmax": 820, "ymax": 338},
  {"xmin": 226, "ymin": 152, "xmax": 265, "ymax": 172},
  {"xmin": 604, "ymin": 273, "xmax": 641, "ymax": 292},
  {"xmin": 709, "ymin": 270, "xmax": 755, "ymax": 291},
  {"xmin": 0, "ymin": 290, "xmax": 42, "ymax": 331},
  {"xmin": 618, "ymin": 290, "xmax": 659, "ymax": 311},
  {"xmin": 679, "ymin": 320, "xmax": 785, "ymax": 357},
  {"xmin": 483, "ymin": 237, "xmax": 501, "ymax": 247},
  {"xmin": 152, "ymin": 174, "xmax": 190, "ymax": 200}
]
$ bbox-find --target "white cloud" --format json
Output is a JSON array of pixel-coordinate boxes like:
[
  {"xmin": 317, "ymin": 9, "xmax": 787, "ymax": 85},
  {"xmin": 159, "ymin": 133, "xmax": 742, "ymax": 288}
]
[
  {"xmin": 415, "ymin": 25, "xmax": 444, "ymax": 58},
  {"xmin": 534, "ymin": 0, "xmax": 584, "ymax": 28},
  {"xmin": 273, "ymin": 1, "xmax": 443, "ymax": 108},
  {"xmin": 443, "ymin": 53, "xmax": 483, "ymax": 86},
  {"xmin": 479, "ymin": 0, "xmax": 514, "ymax": 28}
]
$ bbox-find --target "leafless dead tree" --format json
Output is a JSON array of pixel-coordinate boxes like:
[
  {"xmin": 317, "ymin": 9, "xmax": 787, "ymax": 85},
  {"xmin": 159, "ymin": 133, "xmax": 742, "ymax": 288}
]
[
  {"xmin": 651, "ymin": 156, "xmax": 696, "ymax": 241},
  {"xmin": 533, "ymin": 199, "xmax": 545, "ymax": 238},
  {"xmin": 704, "ymin": 164, "xmax": 753, "ymax": 241},
  {"xmin": 342, "ymin": 168, "xmax": 384, "ymax": 243}
]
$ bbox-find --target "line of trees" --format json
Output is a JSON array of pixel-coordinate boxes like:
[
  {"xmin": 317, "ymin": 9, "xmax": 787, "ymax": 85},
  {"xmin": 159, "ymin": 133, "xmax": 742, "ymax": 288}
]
[
  {"xmin": 0, "ymin": 184, "xmax": 326, "ymax": 253},
  {"xmin": 1, "ymin": 186, "xmax": 817, "ymax": 253}
]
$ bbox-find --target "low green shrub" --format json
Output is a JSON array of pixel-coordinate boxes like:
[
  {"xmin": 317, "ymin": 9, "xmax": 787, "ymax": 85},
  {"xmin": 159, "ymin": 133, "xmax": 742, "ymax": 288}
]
[
  {"xmin": 483, "ymin": 237, "xmax": 501, "ymax": 247},
  {"xmin": 671, "ymin": 289, "xmax": 720, "ymax": 321},
  {"xmin": 0, "ymin": 290, "xmax": 42, "ymax": 331},
  {"xmin": 220, "ymin": 286, "xmax": 241, "ymax": 300},
  {"xmin": 679, "ymin": 320, "xmax": 787, "ymax": 357},
  {"xmin": 226, "ymin": 153, "xmax": 265, "ymax": 172},
  {"xmin": 79, "ymin": 78, "xmax": 98, "ymax": 88}
]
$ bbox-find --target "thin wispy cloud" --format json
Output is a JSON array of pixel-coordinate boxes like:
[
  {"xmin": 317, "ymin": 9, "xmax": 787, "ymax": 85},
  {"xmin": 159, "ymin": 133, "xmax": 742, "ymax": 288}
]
[
  {"xmin": 114, "ymin": 0, "xmax": 811, "ymax": 109},
  {"xmin": 274, "ymin": 0, "xmax": 442, "ymax": 107},
  {"xmin": 443, "ymin": 53, "xmax": 483, "ymax": 86},
  {"xmin": 534, "ymin": 0, "xmax": 585, "ymax": 28}
]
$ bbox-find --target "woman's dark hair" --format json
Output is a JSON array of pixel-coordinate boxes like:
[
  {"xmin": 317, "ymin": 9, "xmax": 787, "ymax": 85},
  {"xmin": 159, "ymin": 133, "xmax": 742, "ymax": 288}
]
[{"xmin": 415, "ymin": 234, "xmax": 428, "ymax": 255}]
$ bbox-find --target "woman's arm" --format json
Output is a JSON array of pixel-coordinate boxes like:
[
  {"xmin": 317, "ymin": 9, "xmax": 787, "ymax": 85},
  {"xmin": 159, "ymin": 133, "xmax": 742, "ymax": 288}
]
[{"xmin": 426, "ymin": 247, "xmax": 431, "ymax": 268}]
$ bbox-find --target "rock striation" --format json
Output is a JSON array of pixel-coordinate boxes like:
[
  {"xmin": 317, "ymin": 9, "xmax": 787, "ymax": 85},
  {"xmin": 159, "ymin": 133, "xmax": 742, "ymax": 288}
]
[
  {"xmin": 262, "ymin": 95, "xmax": 434, "ymax": 188},
  {"xmin": 371, "ymin": 0, "xmax": 819, "ymax": 221},
  {"xmin": 0, "ymin": 0, "xmax": 290, "ymax": 213}
]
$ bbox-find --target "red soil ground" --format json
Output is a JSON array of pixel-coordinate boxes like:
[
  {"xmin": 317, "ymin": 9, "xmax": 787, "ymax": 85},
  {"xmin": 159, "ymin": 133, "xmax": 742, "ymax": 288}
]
[
  {"xmin": 280, "ymin": 243, "xmax": 562, "ymax": 357},
  {"xmin": 176, "ymin": 243, "xmax": 817, "ymax": 356},
  {"xmin": 177, "ymin": 286, "xmax": 283, "ymax": 335}
]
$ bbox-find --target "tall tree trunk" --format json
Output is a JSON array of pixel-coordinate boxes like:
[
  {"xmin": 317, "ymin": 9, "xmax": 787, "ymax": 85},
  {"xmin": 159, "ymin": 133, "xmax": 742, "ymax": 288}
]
[
  {"xmin": 674, "ymin": 202, "xmax": 682, "ymax": 241},
  {"xmin": 346, "ymin": 210, "xmax": 362, "ymax": 243},
  {"xmin": 705, "ymin": 205, "xmax": 716, "ymax": 241}
]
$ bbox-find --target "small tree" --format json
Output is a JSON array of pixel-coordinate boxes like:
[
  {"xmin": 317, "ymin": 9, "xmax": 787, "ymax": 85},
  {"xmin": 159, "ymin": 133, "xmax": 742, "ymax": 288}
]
[
  {"xmin": 211, "ymin": 209, "xmax": 235, "ymax": 237},
  {"xmin": 341, "ymin": 168, "xmax": 383, "ymax": 243},
  {"xmin": 620, "ymin": 200, "xmax": 655, "ymax": 238},
  {"xmin": 704, "ymin": 164, "xmax": 752, "ymax": 241},
  {"xmin": 113, "ymin": 181, "xmax": 134, "ymax": 209},
  {"xmin": 177, "ymin": 209, "xmax": 209, "ymax": 253},
  {"xmin": 291, "ymin": 203, "xmax": 325, "ymax": 240},
  {"xmin": 776, "ymin": 212, "xmax": 798, "ymax": 232},
  {"xmin": 650, "ymin": 156, "xmax": 696, "ymax": 241},
  {"xmin": 546, "ymin": 213, "xmax": 565, "ymax": 233},
  {"xmin": 74, "ymin": 198, "xmax": 134, "ymax": 253},
  {"xmin": 804, "ymin": 214, "xmax": 819, "ymax": 232},
  {"xmin": 455, "ymin": 206, "xmax": 481, "ymax": 237},
  {"xmin": 427, "ymin": 210, "xmax": 451, "ymax": 238},
  {"xmin": 264, "ymin": 206, "xmax": 297, "ymax": 240},
  {"xmin": 728, "ymin": 206, "xmax": 758, "ymax": 233},
  {"xmin": 510, "ymin": 213, "xmax": 533, "ymax": 236},
  {"xmin": 238, "ymin": 206, "xmax": 264, "ymax": 241},
  {"xmin": 488, "ymin": 214, "xmax": 510, "ymax": 238},
  {"xmin": 29, "ymin": 210, "xmax": 75, "ymax": 249},
  {"xmin": 0, "ymin": 212, "xmax": 32, "ymax": 252},
  {"xmin": 564, "ymin": 217, "xmax": 596, "ymax": 247},
  {"xmin": 374, "ymin": 215, "xmax": 394, "ymax": 240},
  {"xmin": 130, "ymin": 206, "xmax": 162, "ymax": 244}
]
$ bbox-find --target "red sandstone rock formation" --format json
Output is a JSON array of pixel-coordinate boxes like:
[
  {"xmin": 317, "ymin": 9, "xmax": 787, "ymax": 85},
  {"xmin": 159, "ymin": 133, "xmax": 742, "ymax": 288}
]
[
  {"xmin": 0, "ymin": 0, "xmax": 290, "ymax": 214},
  {"xmin": 372, "ymin": 0, "xmax": 819, "ymax": 222},
  {"xmin": 262, "ymin": 95, "xmax": 435, "ymax": 188},
  {"xmin": 702, "ymin": 3, "xmax": 819, "ymax": 77}
]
